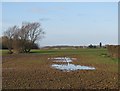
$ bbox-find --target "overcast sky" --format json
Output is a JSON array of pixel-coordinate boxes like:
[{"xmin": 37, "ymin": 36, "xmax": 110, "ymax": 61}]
[{"xmin": 1, "ymin": 2, "xmax": 118, "ymax": 46}]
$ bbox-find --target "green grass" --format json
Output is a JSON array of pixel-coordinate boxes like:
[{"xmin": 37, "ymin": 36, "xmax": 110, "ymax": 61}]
[
  {"xmin": 2, "ymin": 48, "xmax": 118, "ymax": 64},
  {"xmin": 31, "ymin": 48, "xmax": 118, "ymax": 61},
  {"xmin": 0, "ymin": 49, "xmax": 8, "ymax": 56},
  {"xmin": 31, "ymin": 48, "xmax": 107, "ymax": 54}
]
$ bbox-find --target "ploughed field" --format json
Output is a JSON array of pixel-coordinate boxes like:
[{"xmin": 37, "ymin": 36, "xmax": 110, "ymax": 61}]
[{"xmin": 2, "ymin": 48, "xmax": 118, "ymax": 89}]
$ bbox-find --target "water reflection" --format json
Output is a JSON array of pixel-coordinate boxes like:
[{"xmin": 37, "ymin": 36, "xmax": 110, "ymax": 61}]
[
  {"xmin": 51, "ymin": 64, "xmax": 95, "ymax": 72},
  {"xmin": 48, "ymin": 57, "xmax": 73, "ymax": 62},
  {"xmin": 49, "ymin": 57, "xmax": 95, "ymax": 72}
]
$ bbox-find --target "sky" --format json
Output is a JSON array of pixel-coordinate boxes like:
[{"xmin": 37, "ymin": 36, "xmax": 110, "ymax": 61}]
[
  {"xmin": 1, "ymin": 0, "xmax": 119, "ymax": 2},
  {"xmin": 1, "ymin": 2, "xmax": 118, "ymax": 47}
]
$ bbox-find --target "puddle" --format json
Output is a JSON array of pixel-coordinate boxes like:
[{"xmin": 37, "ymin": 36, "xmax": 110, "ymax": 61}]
[
  {"xmin": 49, "ymin": 57, "xmax": 95, "ymax": 72},
  {"xmin": 48, "ymin": 57, "xmax": 74, "ymax": 62},
  {"xmin": 51, "ymin": 64, "xmax": 95, "ymax": 72}
]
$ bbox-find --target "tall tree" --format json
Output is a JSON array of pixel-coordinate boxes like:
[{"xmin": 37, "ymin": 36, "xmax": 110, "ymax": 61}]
[
  {"xmin": 3, "ymin": 26, "xmax": 18, "ymax": 53},
  {"xmin": 3, "ymin": 22, "xmax": 45, "ymax": 53}
]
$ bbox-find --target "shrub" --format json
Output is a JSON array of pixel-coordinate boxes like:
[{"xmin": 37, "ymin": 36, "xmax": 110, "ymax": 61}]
[{"xmin": 107, "ymin": 45, "xmax": 120, "ymax": 58}]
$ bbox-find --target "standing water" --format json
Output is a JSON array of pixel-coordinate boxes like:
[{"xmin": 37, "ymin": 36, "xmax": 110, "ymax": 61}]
[{"xmin": 48, "ymin": 57, "xmax": 95, "ymax": 72}]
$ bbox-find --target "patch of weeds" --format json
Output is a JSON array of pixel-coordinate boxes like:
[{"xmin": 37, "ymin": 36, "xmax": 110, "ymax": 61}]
[{"xmin": 100, "ymin": 53, "xmax": 110, "ymax": 57}]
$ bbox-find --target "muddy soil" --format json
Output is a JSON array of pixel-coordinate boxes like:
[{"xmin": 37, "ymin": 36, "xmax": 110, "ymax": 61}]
[{"xmin": 2, "ymin": 54, "xmax": 118, "ymax": 89}]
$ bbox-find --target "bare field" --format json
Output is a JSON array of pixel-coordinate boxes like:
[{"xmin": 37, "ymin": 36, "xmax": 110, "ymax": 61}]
[{"xmin": 2, "ymin": 49, "xmax": 119, "ymax": 89}]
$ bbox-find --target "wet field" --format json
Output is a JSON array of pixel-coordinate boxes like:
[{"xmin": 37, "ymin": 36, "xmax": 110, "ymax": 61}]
[
  {"xmin": 50, "ymin": 57, "xmax": 95, "ymax": 72},
  {"xmin": 2, "ymin": 49, "xmax": 118, "ymax": 89}
]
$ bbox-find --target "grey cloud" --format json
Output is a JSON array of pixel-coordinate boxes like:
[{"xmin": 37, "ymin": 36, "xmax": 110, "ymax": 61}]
[
  {"xmin": 30, "ymin": 8, "xmax": 48, "ymax": 13},
  {"xmin": 39, "ymin": 18, "xmax": 50, "ymax": 21}
]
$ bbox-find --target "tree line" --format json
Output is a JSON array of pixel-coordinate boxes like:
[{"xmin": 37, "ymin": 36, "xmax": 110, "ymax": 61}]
[{"xmin": 1, "ymin": 22, "xmax": 45, "ymax": 54}]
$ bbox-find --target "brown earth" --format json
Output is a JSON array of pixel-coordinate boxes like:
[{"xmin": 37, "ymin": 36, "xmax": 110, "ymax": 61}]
[{"xmin": 2, "ymin": 53, "xmax": 119, "ymax": 90}]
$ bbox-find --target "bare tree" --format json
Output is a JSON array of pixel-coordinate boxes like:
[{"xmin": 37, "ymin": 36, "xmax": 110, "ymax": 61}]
[
  {"xmin": 3, "ymin": 26, "xmax": 18, "ymax": 53},
  {"xmin": 24, "ymin": 22, "xmax": 45, "ymax": 52},
  {"xmin": 3, "ymin": 22, "xmax": 45, "ymax": 53},
  {"xmin": 17, "ymin": 22, "xmax": 44, "ymax": 53}
]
